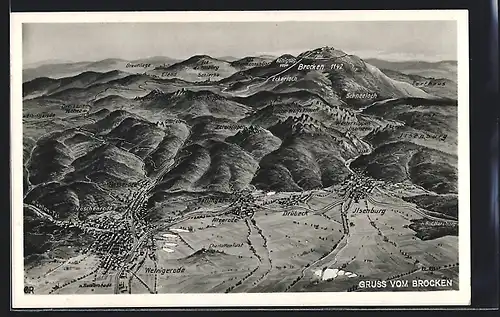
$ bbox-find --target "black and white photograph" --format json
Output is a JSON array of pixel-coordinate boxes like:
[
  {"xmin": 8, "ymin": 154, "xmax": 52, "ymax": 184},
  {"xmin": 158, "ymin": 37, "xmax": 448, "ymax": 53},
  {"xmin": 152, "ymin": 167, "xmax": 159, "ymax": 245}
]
[{"xmin": 10, "ymin": 10, "xmax": 470, "ymax": 308}]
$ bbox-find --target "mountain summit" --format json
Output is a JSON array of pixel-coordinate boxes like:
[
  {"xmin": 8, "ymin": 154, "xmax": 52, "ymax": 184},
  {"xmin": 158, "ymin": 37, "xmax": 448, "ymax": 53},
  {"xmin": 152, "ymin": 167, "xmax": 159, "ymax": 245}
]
[{"xmin": 299, "ymin": 46, "xmax": 348, "ymax": 59}]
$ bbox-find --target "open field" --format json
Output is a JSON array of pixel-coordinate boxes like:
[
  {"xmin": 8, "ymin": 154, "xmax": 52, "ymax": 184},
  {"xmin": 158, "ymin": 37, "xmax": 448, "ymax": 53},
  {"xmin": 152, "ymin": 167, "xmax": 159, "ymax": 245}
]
[
  {"xmin": 25, "ymin": 254, "xmax": 107, "ymax": 294},
  {"xmin": 24, "ymin": 186, "xmax": 458, "ymax": 294}
]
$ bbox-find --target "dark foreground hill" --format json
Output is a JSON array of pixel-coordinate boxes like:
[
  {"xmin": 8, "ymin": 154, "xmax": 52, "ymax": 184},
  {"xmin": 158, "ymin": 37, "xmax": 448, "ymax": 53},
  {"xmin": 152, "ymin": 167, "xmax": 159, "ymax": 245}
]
[{"xmin": 351, "ymin": 141, "xmax": 457, "ymax": 194}]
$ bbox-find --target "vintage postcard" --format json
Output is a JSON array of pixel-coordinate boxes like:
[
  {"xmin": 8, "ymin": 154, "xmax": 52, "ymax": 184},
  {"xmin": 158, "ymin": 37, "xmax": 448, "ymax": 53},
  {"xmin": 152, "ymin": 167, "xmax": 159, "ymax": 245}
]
[{"xmin": 11, "ymin": 10, "xmax": 470, "ymax": 308}]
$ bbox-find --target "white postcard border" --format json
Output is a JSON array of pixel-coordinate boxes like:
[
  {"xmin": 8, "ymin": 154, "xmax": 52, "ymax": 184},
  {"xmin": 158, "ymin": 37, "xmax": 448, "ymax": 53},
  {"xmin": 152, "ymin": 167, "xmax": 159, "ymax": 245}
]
[{"xmin": 11, "ymin": 10, "xmax": 470, "ymax": 308}]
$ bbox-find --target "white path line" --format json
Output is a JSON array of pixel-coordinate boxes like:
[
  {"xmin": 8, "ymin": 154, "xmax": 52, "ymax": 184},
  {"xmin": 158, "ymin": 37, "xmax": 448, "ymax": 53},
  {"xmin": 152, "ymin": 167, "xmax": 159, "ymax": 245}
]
[{"xmin": 266, "ymin": 52, "xmax": 313, "ymax": 81}]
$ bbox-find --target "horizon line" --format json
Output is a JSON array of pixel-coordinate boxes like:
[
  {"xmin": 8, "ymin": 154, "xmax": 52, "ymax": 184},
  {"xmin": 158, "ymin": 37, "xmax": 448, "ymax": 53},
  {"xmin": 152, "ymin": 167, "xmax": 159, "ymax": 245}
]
[{"xmin": 23, "ymin": 54, "xmax": 458, "ymax": 68}]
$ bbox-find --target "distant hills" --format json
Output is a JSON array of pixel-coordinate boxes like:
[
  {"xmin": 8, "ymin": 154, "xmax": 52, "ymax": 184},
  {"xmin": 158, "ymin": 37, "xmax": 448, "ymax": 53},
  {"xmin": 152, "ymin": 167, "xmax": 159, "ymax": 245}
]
[
  {"xmin": 25, "ymin": 54, "xmax": 455, "ymax": 83},
  {"xmin": 217, "ymin": 56, "xmax": 239, "ymax": 62},
  {"xmin": 364, "ymin": 58, "xmax": 457, "ymax": 81},
  {"xmin": 148, "ymin": 55, "xmax": 240, "ymax": 82},
  {"xmin": 23, "ymin": 70, "xmax": 131, "ymax": 99},
  {"xmin": 377, "ymin": 68, "xmax": 457, "ymax": 99},
  {"xmin": 23, "ymin": 56, "xmax": 180, "ymax": 82},
  {"xmin": 23, "ymin": 55, "xmax": 279, "ymax": 82}
]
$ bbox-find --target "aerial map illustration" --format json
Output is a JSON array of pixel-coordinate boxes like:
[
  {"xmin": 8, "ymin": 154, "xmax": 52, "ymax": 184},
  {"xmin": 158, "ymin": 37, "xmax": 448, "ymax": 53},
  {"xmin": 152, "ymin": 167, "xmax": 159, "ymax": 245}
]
[{"xmin": 22, "ymin": 21, "xmax": 460, "ymax": 295}]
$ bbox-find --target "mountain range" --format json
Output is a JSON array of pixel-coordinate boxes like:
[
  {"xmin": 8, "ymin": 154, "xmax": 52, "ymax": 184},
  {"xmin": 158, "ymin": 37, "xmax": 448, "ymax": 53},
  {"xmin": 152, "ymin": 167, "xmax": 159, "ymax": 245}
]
[{"xmin": 23, "ymin": 46, "xmax": 458, "ymax": 221}]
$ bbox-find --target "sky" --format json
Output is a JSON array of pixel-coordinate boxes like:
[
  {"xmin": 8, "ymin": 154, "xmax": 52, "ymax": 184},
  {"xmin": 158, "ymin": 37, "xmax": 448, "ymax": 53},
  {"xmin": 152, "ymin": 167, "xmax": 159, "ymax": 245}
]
[{"xmin": 23, "ymin": 21, "xmax": 457, "ymax": 66}]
